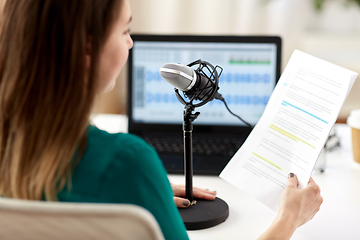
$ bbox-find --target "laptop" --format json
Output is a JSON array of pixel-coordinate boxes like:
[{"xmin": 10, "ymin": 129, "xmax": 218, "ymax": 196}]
[{"xmin": 127, "ymin": 35, "xmax": 281, "ymax": 175}]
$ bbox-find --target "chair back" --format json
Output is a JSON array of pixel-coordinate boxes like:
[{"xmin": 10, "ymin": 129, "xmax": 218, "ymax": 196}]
[{"xmin": 0, "ymin": 197, "xmax": 165, "ymax": 240}]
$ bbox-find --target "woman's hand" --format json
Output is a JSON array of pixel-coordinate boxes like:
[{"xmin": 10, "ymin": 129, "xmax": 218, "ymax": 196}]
[
  {"xmin": 258, "ymin": 173, "xmax": 323, "ymax": 240},
  {"xmin": 171, "ymin": 184, "xmax": 217, "ymax": 208},
  {"xmin": 277, "ymin": 173, "xmax": 323, "ymax": 228}
]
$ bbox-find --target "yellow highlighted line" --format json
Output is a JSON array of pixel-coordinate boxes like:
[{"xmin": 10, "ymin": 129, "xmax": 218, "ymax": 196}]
[
  {"xmin": 270, "ymin": 124, "xmax": 315, "ymax": 149},
  {"xmin": 253, "ymin": 152, "xmax": 283, "ymax": 171}
]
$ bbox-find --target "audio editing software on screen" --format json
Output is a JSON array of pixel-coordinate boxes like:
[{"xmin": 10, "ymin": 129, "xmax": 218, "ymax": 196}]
[{"xmin": 132, "ymin": 41, "xmax": 278, "ymax": 126}]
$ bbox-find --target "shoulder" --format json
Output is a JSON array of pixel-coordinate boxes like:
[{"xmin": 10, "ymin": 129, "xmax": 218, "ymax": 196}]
[
  {"xmin": 88, "ymin": 125, "xmax": 155, "ymax": 155},
  {"xmin": 87, "ymin": 125, "xmax": 161, "ymax": 172},
  {"xmin": 66, "ymin": 125, "xmax": 163, "ymax": 197},
  {"xmin": 88, "ymin": 125, "xmax": 149, "ymax": 148},
  {"xmin": 89, "ymin": 126, "xmax": 170, "ymax": 203}
]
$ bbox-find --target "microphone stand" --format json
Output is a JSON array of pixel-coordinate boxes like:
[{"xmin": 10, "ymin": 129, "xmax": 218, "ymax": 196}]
[
  {"xmin": 171, "ymin": 60, "xmax": 229, "ymax": 230},
  {"xmin": 183, "ymin": 104, "xmax": 200, "ymax": 203},
  {"xmin": 178, "ymin": 102, "xmax": 229, "ymax": 231}
]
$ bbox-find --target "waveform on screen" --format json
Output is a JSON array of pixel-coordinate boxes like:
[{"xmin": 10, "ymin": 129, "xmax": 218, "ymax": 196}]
[
  {"xmin": 219, "ymin": 73, "xmax": 270, "ymax": 84},
  {"xmin": 146, "ymin": 92, "xmax": 269, "ymax": 106},
  {"xmin": 145, "ymin": 71, "xmax": 163, "ymax": 82},
  {"xmin": 146, "ymin": 93, "xmax": 179, "ymax": 104},
  {"xmin": 145, "ymin": 71, "xmax": 271, "ymax": 84},
  {"xmin": 229, "ymin": 59, "xmax": 271, "ymax": 65}
]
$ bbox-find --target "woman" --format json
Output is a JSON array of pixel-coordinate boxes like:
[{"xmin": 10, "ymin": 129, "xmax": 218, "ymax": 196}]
[{"xmin": 0, "ymin": 0, "xmax": 322, "ymax": 239}]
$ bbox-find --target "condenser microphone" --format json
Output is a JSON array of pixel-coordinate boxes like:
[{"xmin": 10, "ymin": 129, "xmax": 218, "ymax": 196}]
[
  {"xmin": 159, "ymin": 60, "xmax": 252, "ymax": 127},
  {"xmin": 159, "ymin": 63, "xmax": 217, "ymax": 100}
]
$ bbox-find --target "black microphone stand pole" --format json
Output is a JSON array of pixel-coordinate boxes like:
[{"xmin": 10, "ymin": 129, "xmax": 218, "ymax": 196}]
[
  {"xmin": 178, "ymin": 102, "xmax": 229, "ymax": 231},
  {"xmin": 183, "ymin": 104, "xmax": 200, "ymax": 203}
]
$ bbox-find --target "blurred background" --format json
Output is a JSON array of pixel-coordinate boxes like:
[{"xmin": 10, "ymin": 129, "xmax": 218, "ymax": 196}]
[{"xmin": 96, "ymin": 0, "xmax": 360, "ymax": 123}]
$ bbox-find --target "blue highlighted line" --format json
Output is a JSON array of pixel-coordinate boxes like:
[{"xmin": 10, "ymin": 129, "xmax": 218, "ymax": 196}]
[{"xmin": 282, "ymin": 101, "xmax": 328, "ymax": 124}]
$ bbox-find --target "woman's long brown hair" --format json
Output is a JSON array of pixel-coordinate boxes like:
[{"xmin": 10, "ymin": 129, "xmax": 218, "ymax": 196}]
[{"xmin": 0, "ymin": 0, "xmax": 122, "ymax": 200}]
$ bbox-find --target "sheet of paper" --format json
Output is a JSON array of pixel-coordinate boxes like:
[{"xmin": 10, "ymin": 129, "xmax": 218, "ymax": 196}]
[{"xmin": 220, "ymin": 50, "xmax": 358, "ymax": 211}]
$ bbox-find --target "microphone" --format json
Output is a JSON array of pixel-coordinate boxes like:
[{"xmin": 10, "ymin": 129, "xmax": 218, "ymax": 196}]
[
  {"xmin": 159, "ymin": 60, "xmax": 253, "ymax": 127},
  {"xmin": 159, "ymin": 63, "xmax": 217, "ymax": 101}
]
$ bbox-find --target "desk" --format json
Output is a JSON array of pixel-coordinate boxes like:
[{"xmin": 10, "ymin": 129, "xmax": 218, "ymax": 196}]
[{"xmin": 92, "ymin": 114, "xmax": 360, "ymax": 240}]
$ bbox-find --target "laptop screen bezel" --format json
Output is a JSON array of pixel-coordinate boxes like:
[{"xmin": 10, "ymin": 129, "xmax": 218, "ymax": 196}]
[{"xmin": 127, "ymin": 34, "xmax": 281, "ymax": 136}]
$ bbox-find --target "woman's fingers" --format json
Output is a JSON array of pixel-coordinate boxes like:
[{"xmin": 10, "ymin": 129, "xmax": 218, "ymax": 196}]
[
  {"xmin": 287, "ymin": 172, "xmax": 298, "ymax": 188},
  {"xmin": 171, "ymin": 184, "xmax": 217, "ymax": 200},
  {"xmin": 174, "ymin": 197, "xmax": 191, "ymax": 208},
  {"xmin": 193, "ymin": 188, "xmax": 217, "ymax": 200},
  {"xmin": 171, "ymin": 184, "xmax": 188, "ymax": 196}
]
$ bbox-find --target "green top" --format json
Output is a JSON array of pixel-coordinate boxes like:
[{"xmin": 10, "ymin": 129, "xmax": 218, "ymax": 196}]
[{"xmin": 58, "ymin": 125, "xmax": 189, "ymax": 240}]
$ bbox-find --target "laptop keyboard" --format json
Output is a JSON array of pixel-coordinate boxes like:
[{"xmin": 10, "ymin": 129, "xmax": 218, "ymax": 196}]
[{"xmin": 142, "ymin": 135, "xmax": 245, "ymax": 157}]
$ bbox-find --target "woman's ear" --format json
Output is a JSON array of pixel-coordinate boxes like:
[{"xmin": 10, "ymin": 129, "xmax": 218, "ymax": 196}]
[
  {"xmin": 85, "ymin": 55, "xmax": 91, "ymax": 69},
  {"xmin": 85, "ymin": 37, "xmax": 92, "ymax": 69}
]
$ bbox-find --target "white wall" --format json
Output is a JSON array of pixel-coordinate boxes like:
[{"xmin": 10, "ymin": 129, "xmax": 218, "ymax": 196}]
[
  {"xmin": 102, "ymin": 0, "xmax": 360, "ymax": 120},
  {"xmin": 129, "ymin": 0, "xmax": 309, "ymax": 68}
]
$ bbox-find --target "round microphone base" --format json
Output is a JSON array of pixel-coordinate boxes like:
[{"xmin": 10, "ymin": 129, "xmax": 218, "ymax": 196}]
[{"xmin": 178, "ymin": 197, "xmax": 229, "ymax": 230}]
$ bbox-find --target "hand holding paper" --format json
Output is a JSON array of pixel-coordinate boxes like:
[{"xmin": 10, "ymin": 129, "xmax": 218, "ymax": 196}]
[{"xmin": 220, "ymin": 50, "xmax": 358, "ymax": 211}]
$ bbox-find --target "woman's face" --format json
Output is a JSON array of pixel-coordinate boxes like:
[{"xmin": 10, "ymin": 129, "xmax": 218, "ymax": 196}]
[{"xmin": 98, "ymin": 0, "xmax": 133, "ymax": 93}]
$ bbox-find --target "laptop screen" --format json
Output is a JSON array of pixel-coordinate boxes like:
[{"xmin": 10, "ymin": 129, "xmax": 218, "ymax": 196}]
[{"xmin": 129, "ymin": 35, "xmax": 281, "ymax": 127}]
